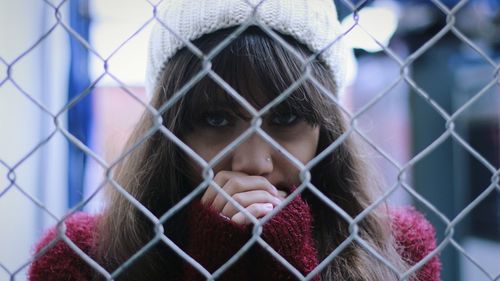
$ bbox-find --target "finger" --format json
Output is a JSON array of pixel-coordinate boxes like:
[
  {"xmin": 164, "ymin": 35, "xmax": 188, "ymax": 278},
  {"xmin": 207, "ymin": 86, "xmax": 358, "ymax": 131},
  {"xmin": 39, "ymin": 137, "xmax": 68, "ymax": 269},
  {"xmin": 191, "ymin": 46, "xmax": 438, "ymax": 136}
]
[
  {"xmin": 277, "ymin": 190, "xmax": 287, "ymax": 200},
  {"xmin": 231, "ymin": 203, "xmax": 274, "ymax": 225},
  {"xmin": 220, "ymin": 190, "xmax": 282, "ymax": 218},
  {"xmin": 200, "ymin": 171, "xmax": 246, "ymax": 206},
  {"xmin": 211, "ymin": 176, "xmax": 278, "ymax": 212}
]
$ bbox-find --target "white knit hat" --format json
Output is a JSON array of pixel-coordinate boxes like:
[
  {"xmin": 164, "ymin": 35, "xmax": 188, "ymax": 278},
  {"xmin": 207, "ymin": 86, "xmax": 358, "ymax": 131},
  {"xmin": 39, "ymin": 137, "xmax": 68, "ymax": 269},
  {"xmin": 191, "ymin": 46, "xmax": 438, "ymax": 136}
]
[{"xmin": 145, "ymin": 0, "xmax": 350, "ymax": 98}]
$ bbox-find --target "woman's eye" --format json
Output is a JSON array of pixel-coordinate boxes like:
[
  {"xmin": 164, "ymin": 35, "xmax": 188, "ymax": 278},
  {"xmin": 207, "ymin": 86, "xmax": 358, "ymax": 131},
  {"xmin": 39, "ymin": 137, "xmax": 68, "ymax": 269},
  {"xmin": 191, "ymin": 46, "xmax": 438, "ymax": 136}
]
[
  {"xmin": 271, "ymin": 112, "xmax": 298, "ymax": 126},
  {"xmin": 205, "ymin": 113, "xmax": 230, "ymax": 127}
]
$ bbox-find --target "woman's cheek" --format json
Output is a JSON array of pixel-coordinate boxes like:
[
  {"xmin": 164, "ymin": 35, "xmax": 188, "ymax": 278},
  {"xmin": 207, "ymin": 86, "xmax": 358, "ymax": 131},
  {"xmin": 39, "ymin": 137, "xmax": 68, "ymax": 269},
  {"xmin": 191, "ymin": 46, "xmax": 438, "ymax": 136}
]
[
  {"xmin": 185, "ymin": 130, "xmax": 235, "ymax": 161},
  {"xmin": 271, "ymin": 126, "xmax": 320, "ymax": 165}
]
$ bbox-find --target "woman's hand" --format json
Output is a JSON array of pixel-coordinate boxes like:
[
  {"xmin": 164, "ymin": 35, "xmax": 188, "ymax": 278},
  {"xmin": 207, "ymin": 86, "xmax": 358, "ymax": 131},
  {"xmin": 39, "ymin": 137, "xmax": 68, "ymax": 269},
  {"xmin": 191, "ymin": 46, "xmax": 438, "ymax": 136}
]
[{"xmin": 200, "ymin": 171, "xmax": 287, "ymax": 225}]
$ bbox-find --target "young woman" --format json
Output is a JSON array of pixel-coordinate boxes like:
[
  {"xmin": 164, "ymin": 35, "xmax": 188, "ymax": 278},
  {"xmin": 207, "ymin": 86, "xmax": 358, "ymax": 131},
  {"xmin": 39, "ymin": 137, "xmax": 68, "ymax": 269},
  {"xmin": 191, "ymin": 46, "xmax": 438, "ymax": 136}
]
[{"xmin": 29, "ymin": 1, "xmax": 441, "ymax": 280}]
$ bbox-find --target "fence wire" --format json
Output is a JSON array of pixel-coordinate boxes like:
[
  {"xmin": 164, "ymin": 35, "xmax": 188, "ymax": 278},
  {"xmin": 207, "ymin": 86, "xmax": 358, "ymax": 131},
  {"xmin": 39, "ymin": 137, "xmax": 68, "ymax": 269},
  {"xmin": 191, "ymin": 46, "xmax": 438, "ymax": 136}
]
[{"xmin": 1, "ymin": 0, "xmax": 500, "ymax": 280}]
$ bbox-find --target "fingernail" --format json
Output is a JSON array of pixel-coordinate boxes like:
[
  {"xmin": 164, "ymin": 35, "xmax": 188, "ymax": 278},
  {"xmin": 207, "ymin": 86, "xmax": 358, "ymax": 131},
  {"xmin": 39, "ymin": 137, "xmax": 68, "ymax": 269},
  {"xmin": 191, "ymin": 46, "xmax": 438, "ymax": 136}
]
[
  {"xmin": 272, "ymin": 186, "xmax": 279, "ymax": 195},
  {"xmin": 278, "ymin": 190, "xmax": 287, "ymax": 199},
  {"xmin": 232, "ymin": 213, "xmax": 244, "ymax": 224},
  {"xmin": 264, "ymin": 203, "xmax": 273, "ymax": 210},
  {"xmin": 219, "ymin": 213, "xmax": 230, "ymax": 221}
]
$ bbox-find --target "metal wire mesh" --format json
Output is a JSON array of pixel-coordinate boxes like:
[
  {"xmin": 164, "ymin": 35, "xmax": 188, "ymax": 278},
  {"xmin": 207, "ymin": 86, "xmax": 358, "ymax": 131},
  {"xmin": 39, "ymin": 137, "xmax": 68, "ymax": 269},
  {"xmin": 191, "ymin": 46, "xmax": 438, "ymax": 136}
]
[{"xmin": 1, "ymin": 0, "xmax": 499, "ymax": 280}]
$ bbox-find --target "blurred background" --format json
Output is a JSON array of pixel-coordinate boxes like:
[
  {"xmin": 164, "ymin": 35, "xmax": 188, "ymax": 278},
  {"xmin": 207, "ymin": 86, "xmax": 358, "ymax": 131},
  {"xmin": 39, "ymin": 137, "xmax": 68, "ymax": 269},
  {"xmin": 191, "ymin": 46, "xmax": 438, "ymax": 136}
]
[{"xmin": 0, "ymin": 0, "xmax": 499, "ymax": 280}]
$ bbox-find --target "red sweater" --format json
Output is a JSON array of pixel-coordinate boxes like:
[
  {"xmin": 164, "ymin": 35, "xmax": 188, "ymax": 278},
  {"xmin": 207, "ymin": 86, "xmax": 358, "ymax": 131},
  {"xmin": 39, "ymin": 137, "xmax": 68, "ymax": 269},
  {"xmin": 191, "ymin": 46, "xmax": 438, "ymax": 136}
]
[{"xmin": 28, "ymin": 196, "xmax": 441, "ymax": 281}]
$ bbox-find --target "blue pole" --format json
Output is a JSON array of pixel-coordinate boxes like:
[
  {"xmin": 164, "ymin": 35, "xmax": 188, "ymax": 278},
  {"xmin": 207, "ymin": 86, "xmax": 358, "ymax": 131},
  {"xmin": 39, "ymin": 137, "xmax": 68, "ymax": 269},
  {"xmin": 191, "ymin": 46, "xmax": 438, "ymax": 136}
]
[{"xmin": 67, "ymin": 0, "xmax": 92, "ymax": 209}]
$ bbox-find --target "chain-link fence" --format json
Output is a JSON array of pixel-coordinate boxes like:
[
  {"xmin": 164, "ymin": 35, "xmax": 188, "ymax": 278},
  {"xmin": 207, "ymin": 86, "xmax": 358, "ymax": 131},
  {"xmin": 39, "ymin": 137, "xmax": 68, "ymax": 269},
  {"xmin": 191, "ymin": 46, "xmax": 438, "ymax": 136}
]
[{"xmin": 1, "ymin": 0, "xmax": 499, "ymax": 280}]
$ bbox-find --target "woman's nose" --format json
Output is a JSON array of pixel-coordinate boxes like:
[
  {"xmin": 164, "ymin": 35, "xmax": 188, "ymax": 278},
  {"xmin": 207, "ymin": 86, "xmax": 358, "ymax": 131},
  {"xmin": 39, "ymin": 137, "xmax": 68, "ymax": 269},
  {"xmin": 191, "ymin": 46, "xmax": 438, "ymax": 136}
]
[{"xmin": 231, "ymin": 133, "xmax": 274, "ymax": 176}]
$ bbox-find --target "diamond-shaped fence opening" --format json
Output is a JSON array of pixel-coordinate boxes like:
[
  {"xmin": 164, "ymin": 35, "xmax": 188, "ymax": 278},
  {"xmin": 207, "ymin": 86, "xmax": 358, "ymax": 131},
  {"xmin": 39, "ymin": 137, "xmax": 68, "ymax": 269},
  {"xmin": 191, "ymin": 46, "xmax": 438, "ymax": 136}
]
[
  {"xmin": 0, "ymin": 85, "xmax": 57, "ymax": 170},
  {"xmin": 1, "ymin": 0, "xmax": 500, "ymax": 280}
]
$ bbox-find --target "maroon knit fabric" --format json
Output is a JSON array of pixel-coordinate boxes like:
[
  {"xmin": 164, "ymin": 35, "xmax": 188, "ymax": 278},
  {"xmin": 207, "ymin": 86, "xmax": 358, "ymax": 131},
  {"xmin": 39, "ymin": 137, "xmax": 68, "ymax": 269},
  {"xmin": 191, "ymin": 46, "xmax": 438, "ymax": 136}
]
[
  {"xmin": 251, "ymin": 195, "xmax": 319, "ymax": 281},
  {"xmin": 28, "ymin": 213, "xmax": 98, "ymax": 281},
  {"xmin": 183, "ymin": 200, "xmax": 252, "ymax": 281},
  {"xmin": 28, "ymin": 203, "xmax": 441, "ymax": 281},
  {"xmin": 390, "ymin": 207, "xmax": 441, "ymax": 281},
  {"xmin": 184, "ymin": 195, "xmax": 319, "ymax": 281}
]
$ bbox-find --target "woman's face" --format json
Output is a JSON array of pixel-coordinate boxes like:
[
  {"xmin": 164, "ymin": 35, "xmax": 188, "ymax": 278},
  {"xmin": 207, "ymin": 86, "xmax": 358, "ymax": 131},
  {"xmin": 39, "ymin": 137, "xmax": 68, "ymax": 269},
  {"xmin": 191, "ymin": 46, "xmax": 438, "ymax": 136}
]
[{"xmin": 182, "ymin": 100, "xmax": 320, "ymax": 193}]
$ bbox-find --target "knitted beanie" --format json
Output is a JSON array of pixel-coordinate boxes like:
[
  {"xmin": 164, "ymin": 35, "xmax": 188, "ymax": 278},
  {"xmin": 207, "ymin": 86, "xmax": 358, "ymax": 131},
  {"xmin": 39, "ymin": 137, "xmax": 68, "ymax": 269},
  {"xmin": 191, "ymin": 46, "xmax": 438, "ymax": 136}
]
[{"xmin": 145, "ymin": 0, "xmax": 350, "ymax": 98}]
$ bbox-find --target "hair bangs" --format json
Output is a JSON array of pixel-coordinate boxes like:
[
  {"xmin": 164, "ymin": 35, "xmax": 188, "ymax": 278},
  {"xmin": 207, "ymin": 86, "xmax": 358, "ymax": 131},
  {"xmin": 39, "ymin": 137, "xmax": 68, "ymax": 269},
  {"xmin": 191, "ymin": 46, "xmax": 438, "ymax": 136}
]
[{"xmin": 180, "ymin": 27, "xmax": 328, "ymax": 132}]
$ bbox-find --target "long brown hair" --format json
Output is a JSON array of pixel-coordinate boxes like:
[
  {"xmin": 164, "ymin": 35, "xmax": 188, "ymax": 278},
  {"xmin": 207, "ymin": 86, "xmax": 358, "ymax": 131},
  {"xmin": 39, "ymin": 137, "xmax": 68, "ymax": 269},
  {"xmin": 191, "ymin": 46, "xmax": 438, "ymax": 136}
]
[{"xmin": 94, "ymin": 27, "xmax": 408, "ymax": 280}]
